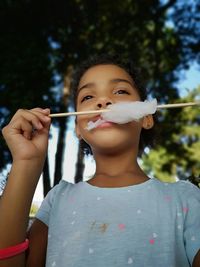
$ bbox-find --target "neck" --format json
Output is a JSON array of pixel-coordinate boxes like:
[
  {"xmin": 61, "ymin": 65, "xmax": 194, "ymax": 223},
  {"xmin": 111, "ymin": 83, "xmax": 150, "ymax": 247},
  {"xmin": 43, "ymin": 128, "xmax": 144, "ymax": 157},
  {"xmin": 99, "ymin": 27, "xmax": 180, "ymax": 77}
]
[{"xmin": 88, "ymin": 149, "xmax": 149, "ymax": 188}]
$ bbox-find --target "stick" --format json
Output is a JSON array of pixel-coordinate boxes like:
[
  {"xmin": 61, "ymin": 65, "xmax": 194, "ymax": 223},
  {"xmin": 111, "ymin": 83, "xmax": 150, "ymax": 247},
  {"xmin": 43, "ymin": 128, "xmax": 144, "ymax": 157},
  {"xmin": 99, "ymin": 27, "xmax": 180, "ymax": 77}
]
[
  {"xmin": 49, "ymin": 109, "xmax": 109, "ymax": 117},
  {"xmin": 49, "ymin": 102, "xmax": 199, "ymax": 118},
  {"xmin": 157, "ymin": 102, "xmax": 198, "ymax": 109}
]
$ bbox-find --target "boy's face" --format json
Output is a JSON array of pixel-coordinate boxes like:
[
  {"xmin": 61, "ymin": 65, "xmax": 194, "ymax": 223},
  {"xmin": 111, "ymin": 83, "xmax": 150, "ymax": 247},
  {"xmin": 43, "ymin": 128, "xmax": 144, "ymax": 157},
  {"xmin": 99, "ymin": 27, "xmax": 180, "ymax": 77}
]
[{"xmin": 75, "ymin": 64, "xmax": 152, "ymax": 155}]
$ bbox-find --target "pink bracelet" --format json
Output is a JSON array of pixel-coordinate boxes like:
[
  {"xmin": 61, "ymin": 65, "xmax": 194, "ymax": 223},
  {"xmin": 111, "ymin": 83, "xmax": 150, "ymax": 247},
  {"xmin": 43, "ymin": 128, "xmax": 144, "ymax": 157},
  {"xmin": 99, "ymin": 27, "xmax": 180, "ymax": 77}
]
[{"xmin": 0, "ymin": 239, "xmax": 29, "ymax": 260}]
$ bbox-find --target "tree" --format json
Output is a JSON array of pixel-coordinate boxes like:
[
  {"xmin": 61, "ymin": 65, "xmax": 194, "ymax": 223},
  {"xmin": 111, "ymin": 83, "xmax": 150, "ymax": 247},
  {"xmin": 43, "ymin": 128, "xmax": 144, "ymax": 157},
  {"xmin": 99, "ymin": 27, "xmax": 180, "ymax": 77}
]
[
  {"xmin": 142, "ymin": 86, "xmax": 200, "ymax": 186},
  {"xmin": 0, "ymin": 0, "xmax": 200, "ymax": 195}
]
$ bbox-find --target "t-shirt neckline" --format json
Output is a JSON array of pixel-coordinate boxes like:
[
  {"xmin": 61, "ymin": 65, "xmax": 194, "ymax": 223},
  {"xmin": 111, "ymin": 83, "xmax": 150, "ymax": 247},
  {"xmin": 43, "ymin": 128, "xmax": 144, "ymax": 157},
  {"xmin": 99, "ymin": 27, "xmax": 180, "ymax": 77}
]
[{"xmin": 82, "ymin": 177, "xmax": 155, "ymax": 191}]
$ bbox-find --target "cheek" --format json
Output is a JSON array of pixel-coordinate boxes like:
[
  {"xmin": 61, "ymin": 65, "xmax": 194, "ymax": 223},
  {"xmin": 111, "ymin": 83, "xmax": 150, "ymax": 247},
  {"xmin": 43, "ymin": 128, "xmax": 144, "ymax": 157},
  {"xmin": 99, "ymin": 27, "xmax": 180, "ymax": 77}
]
[
  {"xmin": 124, "ymin": 122, "xmax": 143, "ymax": 143},
  {"xmin": 125, "ymin": 119, "xmax": 142, "ymax": 129},
  {"xmin": 88, "ymin": 124, "xmax": 141, "ymax": 146},
  {"xmin": 77, "ymin": 102, "xmax": 95, "ymax": 113},
  {"xmin": 75, "ymin": 116, "xmax": 89, "ymax": 137},
  {"xmin": 76, "ymin": 95, "xmax": 95, "ymax": 111},
  {"xmin": 76, "ymin": 115, "xmax": 88, "ymax": 126}
]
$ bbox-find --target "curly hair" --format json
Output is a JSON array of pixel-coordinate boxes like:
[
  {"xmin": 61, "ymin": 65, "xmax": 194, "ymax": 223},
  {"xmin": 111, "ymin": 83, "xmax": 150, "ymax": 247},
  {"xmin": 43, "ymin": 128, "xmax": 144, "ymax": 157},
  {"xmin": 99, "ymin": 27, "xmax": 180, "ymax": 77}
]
[{"xmin": 70, "ymin": 54, "xmax": 156, "ymax": 155}]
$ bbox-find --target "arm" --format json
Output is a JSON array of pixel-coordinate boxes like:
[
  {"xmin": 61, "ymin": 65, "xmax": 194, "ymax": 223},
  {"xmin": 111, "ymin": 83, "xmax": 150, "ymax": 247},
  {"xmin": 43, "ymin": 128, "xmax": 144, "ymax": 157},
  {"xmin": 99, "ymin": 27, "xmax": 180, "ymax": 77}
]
[
  {"xmin": 26, "ymin": 219, "xmax": 48, "ymax": 267},
  {"xmin": 0, "ymin": 108, "xmax": 51, "ymax": 267},
  {"xmin": 193, "ymin": 250, "xmax": 200, "ymax": 267}
]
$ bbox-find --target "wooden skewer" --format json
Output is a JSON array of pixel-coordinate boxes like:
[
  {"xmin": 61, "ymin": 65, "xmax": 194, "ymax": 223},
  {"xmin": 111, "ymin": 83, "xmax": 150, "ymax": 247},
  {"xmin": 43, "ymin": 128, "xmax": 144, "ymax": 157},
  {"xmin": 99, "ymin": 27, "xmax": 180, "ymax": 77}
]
[
  {"xmin": 49, "ymin": 109, "xmax": 109, "ymax": 118},
  {"xmin": 157, "ymin": 102, "xmax": 198, "ymax": 109},
  {"xmin": 49, "ymin": 102, "xmax": 199, "ymax": 118}
]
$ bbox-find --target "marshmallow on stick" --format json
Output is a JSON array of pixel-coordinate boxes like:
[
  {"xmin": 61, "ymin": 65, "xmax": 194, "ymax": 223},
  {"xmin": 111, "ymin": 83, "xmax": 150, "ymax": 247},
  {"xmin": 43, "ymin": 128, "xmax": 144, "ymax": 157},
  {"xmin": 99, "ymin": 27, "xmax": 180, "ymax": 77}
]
[
  {"xmin": 49, "ymin": 99, "xmax": 198, "ymax": 130},
  {"xmin": 50, "ymin": 100, "xmax": 198, "ymax": 118},
  {"xmin": 102, "ymin": 99, "xmax": 157, "ymax": 123},
  {"xmin": 86, "ymin": 99, "xmax": 157, "ymax": 130}
]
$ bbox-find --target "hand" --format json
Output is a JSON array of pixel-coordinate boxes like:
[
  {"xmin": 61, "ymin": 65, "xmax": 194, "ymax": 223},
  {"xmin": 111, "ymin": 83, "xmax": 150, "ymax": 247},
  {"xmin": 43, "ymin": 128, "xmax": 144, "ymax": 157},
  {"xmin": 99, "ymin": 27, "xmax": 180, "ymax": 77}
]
[{"xmin": 2, "ymin": 108, "xmax": 51, "ymax": 162}]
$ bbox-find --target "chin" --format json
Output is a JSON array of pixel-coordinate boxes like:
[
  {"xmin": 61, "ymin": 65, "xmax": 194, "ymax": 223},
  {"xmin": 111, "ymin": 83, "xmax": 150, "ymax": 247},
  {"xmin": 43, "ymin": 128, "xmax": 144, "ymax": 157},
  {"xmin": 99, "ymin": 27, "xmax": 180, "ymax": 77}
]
[
  {"xmin": 81, "ymin": 124, "xmax": 141, "ymax": 154},
  {"xmin": 90, "ymin": 136, "xmax": 138, "ymax": 155},
  {"xmin": 93, "ymin": 143, "xmax": 137, "ymax": 156}
]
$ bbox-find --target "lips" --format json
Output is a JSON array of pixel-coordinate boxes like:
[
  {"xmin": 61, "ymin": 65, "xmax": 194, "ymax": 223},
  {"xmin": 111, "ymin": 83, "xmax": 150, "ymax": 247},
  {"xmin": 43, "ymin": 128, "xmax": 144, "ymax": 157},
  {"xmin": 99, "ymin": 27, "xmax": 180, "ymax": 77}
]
[
  {"xmin": 86, "ymin": 114, "xmax": 114, "ymax": 131},
  {"xmin": 96, "ymin": 121, "xmax": 114, "ymax": 128},
  {"xmin": 91, "ymin": 115, "xmax": 103, "ymax": 123}
]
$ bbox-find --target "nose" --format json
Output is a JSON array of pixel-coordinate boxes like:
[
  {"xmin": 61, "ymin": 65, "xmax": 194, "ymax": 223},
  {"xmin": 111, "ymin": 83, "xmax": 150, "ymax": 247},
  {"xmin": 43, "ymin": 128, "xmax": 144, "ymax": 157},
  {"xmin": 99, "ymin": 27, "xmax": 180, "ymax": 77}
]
[{"xmin": 97, "ymin": 100, "xmax": 112, "ymax": 109}]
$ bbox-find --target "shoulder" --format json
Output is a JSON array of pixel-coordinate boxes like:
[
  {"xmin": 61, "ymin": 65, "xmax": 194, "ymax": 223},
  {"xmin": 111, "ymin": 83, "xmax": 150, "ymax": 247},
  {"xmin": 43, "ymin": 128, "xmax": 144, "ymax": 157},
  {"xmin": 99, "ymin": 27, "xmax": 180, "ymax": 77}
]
[
  {"xmin": 39, "ymin": 180, "xmax": 87, "ymax": 209},
  {"xmin": 171, "ymin": 180, "xmax": 200, "ymax": 199},
  {"xmin": 35, "ymin": 180, "xmax": 77, "ymax": 225},
  {"xmin": 45, "ymin": 180, "xmax": 75, "ymax": 199},
  {"xmin": 153, "ymin": 178, "xmax": 199, "ymax": 195},
  {"xmin": 171, "ymin": 180, "xmax": 200, "ymax": 210},
  {"xmin": 151, "ymin": 178, "xmax": 200, "ymax": 204}
]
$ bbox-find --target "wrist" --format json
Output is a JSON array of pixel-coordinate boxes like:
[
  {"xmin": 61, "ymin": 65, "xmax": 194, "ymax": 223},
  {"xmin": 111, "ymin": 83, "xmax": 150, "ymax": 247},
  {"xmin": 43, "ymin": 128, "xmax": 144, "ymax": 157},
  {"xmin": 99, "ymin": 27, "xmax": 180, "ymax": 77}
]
[
  {"xmin": 0, "ymin": 239, "xmax": 29, "ymax": 259},
  {"xmin": 10, "ymin": 158, "xmax": 45, "ymax": 183},
  {"xmin": 12, "ymin": 157, "xmax": 45, "ymax": 171}
]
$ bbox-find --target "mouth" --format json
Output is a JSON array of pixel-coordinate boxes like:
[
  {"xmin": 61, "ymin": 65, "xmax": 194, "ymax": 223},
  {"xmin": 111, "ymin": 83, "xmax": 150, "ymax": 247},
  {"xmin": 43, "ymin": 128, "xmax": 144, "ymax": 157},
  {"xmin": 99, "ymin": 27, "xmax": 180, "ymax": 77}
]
[
  {"xmin": 86, "ymin": 115, "xmax": 114, "ymax": 131},
  {"xmin": 91, "ymin": 115, "xmax": 102, "ymax": 123},
  {"xmin": 96, "ymin": 121, "xmax": 114, "ymax": 129}
]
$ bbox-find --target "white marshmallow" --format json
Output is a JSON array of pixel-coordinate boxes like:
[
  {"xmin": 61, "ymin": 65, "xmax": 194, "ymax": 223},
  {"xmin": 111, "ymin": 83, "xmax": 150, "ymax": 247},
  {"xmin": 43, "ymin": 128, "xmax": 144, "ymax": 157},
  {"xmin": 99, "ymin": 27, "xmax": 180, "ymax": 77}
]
[
  {"xmin": 86, "ymin": 118, "xmax": 106, "ymax": 131},
  {"xmin": 86, "ymin": 99, "xmax": 157, "ymax": 131},
  {"xmin": 102, "ymin": 99, "xmax": 157, "ymax": 123}
]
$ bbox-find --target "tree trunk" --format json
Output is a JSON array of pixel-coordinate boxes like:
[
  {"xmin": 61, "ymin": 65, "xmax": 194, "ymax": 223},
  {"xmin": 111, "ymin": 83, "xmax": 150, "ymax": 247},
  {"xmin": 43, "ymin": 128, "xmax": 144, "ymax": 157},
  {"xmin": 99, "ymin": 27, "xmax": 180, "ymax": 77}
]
[
  {"xmin": 74, "ymin": 140, "xmax": 85, "ymax": 183},
  {"xmin": 53, "ymin": 118, "xmax": 67, "ymax": 186},
  {"xmin": 53, "ymin": 66, "xmax": 73, "ymax": 186},
  {"xmin": 43, "ymin": 155, "xmax": 51, "ymax": 197}
]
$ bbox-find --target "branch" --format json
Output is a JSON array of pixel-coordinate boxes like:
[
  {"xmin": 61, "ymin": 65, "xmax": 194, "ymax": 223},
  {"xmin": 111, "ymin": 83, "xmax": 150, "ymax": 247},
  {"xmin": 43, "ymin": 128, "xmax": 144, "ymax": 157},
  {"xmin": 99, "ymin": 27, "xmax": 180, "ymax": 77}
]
[{"xmin": 157, "ymin": 0, "xmax": 177, "ymax": 15}]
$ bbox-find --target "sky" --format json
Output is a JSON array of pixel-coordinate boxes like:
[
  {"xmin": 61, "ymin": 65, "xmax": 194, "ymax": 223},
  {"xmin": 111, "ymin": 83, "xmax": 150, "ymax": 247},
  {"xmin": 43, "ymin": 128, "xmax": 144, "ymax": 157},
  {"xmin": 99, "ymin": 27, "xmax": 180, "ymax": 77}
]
[
  {"xmin": 32, "ymin": 62, "xmax": 200, "ymax": 204},
  {"xmin": 177, "ymin": 62, "xmax": 200, "ymax": 97}
]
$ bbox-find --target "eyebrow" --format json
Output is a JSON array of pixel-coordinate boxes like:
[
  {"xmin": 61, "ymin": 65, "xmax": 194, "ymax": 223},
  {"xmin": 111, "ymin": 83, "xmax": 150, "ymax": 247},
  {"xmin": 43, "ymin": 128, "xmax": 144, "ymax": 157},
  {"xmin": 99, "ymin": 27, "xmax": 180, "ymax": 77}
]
[{"xmin": 78, "ymin": 78, "xmax": 134, "ymax": 93}]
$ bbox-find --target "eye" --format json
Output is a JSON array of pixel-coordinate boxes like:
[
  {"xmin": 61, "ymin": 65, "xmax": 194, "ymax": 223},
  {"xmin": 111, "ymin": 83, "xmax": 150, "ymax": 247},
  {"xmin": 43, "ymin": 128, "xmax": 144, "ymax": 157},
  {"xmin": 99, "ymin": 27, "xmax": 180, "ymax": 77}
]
[
  {"xmin": 81, "ymin": 95, "xmax": 93, "ymax": 103},
  {"xmin": 114, "ymin": 89, "xmax": 130, "ymax": 95}
]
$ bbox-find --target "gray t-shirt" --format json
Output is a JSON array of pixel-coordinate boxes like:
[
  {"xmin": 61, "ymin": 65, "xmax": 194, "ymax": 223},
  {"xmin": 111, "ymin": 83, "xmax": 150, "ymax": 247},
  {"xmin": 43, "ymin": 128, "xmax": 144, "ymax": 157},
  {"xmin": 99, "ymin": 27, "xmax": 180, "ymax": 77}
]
[{"xmin": 36, "ymin": 178, "xmax": 200, "ymax": 267}]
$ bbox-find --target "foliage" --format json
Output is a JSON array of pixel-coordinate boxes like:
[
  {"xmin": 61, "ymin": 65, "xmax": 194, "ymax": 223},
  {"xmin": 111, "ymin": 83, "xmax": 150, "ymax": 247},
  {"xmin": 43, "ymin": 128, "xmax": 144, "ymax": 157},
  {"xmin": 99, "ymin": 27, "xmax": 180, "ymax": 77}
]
[
  {"xmin": 142, "ymin": 87, "xmax": 200, "ymax": 185},
  {"xmin": 0, "ymin": 0, "xmax": 200, "ymax": 193},
  {"xmin": 29, "ymin": 203, "xmax": 39, "ymax": 217}
]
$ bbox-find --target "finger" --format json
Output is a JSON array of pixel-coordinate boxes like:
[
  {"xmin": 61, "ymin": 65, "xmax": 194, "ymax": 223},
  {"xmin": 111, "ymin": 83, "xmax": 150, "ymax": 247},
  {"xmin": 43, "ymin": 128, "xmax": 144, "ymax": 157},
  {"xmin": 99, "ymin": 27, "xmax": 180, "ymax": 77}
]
[
  {"xmin": 10, "ymin": 109, "xmax": 48, "ymax": 130},
  {"xmin": 5, "ymin": 117, "xmax": 34, "ymax": 142},
  {"xmin": 31, "ymin": 107, "xmax": 50, "ymax": 115},
  {"xmin": 23, "ymin": 114, "xmax": 44, "ymax": 130},
  {"xmin": 23, "ymin": 130, "xmax": 31, "ymax": 140},
  {"xmin": 13, "ymin": 116, "xmax": 35, "ymax": 133},
  {"xmin": 29, "ymin": 109, "xmax": 51, "ymax": 125},
  {"xmin": 11, "ymin": 108, "xmax": 50, "ymax": 122}
]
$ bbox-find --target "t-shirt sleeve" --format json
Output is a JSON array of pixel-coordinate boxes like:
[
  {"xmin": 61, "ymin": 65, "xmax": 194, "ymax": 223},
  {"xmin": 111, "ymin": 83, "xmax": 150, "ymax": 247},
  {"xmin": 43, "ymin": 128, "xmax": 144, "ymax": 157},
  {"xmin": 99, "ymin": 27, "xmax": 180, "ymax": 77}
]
[
  {"xmin": 35, "ymin": 183, "xmax": 60, "ymax": 226},
  {"xmin": 182, "ymin": 183, "xmax": 200, "ymax": 265}
]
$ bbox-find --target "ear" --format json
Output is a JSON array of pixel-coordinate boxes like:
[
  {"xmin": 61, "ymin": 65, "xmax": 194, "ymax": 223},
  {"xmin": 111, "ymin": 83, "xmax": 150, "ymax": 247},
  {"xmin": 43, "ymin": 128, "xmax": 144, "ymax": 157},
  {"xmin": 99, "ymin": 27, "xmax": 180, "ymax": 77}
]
[{"xmin": 142, "ymin": 115, "xmax": 154, "ymax": 129}]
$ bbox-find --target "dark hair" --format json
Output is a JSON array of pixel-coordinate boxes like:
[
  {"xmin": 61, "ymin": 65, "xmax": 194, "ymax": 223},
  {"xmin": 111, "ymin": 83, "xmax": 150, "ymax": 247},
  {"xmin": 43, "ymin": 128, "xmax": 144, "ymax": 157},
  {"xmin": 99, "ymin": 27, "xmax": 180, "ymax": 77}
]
[{"xmin": 70, "ymin": 54, "xmax": 156, "ymax": 155}]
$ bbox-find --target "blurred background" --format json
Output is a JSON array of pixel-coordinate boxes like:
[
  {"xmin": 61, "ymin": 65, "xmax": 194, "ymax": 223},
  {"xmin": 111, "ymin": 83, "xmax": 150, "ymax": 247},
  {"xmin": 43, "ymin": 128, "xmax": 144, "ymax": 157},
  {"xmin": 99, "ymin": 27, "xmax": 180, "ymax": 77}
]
[{"xmin": 0, "ymin": 0, "xmax": 200, "ymax": 213}]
